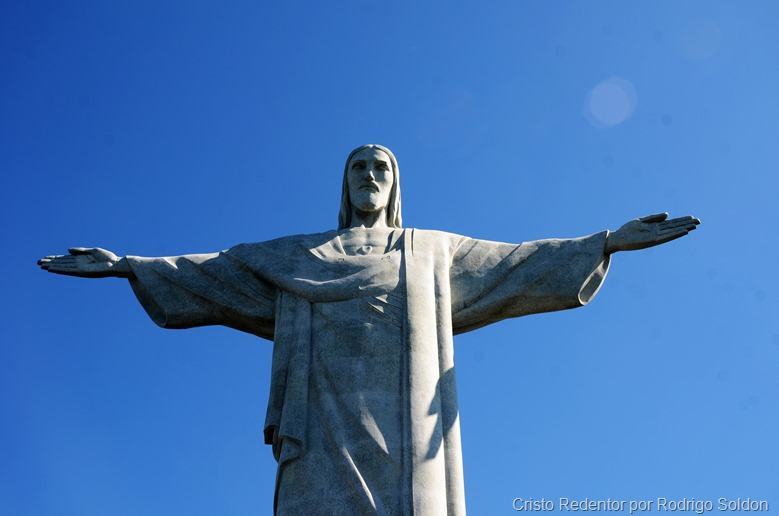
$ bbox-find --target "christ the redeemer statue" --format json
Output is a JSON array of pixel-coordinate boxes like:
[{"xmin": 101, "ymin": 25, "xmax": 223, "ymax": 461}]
[{"xmin": 38, "ymin": 144, "xmax": 699, "ymax": 515}]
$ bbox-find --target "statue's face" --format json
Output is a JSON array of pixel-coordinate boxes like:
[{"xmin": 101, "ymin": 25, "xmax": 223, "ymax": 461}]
[{"xmin": 347, "ymin": 148, "xmax": 394, "ymax": 214}]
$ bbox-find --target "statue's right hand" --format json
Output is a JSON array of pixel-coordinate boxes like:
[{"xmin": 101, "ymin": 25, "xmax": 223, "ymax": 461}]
[{"xmin": 37, "ymin": 247, "xmax": 130, "ymax": 278}]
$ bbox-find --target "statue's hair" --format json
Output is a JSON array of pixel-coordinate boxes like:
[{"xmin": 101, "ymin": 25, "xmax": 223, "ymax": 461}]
[{"xmin": 338, "ymin": 144, "xmax": 402, "ymax": 230}]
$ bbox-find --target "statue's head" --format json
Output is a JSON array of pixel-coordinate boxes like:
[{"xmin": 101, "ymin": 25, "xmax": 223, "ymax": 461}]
[{"xmin": 338, "ymin": 144, "xmax": 402, "ymax": 230}]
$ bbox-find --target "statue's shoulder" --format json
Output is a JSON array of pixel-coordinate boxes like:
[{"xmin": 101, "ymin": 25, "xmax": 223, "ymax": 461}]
[
  {"xmin": 228, "ymin": 230, "xmax": 339, "ymax": 255},
  {"xmin": 406, "ymin": 228, "xmax": 468, "ymax": 255},
  {"xmin": 408, "ymin": 228, "xmax": 464, "ymax": 240}
]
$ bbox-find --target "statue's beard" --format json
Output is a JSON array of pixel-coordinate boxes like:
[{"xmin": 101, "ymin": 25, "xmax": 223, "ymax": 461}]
[{"xmin": 351, "ymin": 192, "xmax": 388, "ymax": 214}]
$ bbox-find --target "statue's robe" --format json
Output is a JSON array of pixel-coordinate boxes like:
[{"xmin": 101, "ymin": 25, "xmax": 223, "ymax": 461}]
[{"xmin": 125, "ymin": 228, "xmax": 610, "ymax": 515}]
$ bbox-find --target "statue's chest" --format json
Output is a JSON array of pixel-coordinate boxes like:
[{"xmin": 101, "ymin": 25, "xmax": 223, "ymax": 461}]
[{"xmin": 337, "ymin": 232, "xmax": 396, "ymax": 256}]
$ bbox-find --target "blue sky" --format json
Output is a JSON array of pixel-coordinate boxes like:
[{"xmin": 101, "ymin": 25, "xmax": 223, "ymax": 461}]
[{"xmin": 2, "ymin": 1, "xmax": 778, "ymax": 514}]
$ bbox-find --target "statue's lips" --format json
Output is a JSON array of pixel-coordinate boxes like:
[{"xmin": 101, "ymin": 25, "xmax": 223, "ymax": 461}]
[{"xmin": 359, "ymin": 185, "xmax": 379, "ymax": 192}]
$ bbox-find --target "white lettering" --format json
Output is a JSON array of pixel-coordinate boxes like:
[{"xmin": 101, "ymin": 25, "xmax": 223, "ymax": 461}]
[
  {"xmin": 655, "ymin": 497, "xmax": 712, "ymax": 514},
  {"xmin": 718, "ymin": 497, "xmax": 769, "ymax": 512},
  {"xmin": 513, "ymin": 497, "xmax": 555, "ymax": 511},
  {"xmin": 630, "ymin": 499, "xmax": 654, "ymax": 514}
]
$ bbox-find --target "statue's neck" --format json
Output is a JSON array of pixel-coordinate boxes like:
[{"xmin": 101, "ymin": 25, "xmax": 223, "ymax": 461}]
[{"xmin": 349, "ymin": 208, "xmax": 389, "ymax": 229}]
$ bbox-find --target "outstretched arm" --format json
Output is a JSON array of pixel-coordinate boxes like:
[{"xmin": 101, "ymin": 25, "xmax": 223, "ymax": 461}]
[
  {"xmin": 37, "ymin": 247, "xmax": 133, "ymax": 278},
  {"xmin": 38, "ymin": 246, "xmax": 277, "ymax": 338},
  {"xmin": 605, "ymin": 212, "xmax": 700, "ymax": 254},
  {"xmin": 450, "ymin": 212, "xmax": 700, "ymax": 333},
  {"xmin": 450, "ymin": 231, "xmax": 611, "ymax": 334}
]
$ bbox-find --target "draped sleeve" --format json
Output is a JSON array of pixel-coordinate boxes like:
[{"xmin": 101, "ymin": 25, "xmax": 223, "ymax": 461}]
[
  {"xmin": 450, "ymin": 231, "xmax": 610, "ymax": 334},
  {"xmin": 126, "ymin": 249, "xmax": 277, "ymax": 340}
]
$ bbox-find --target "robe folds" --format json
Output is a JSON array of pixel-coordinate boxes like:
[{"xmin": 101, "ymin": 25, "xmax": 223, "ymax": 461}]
[{"xmin": 126, "ymin": 228, "xmax": 611, "ymax": 516}]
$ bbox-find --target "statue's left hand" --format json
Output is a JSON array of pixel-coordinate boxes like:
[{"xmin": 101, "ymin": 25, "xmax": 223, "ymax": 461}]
[{"xmin": 606, "ymin": 212, "xmax": 700, "ymax": 254}]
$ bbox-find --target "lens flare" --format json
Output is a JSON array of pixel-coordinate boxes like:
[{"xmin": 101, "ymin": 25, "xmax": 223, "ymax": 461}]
[{"xmin": 584, "ymin": 77, "xmax": 638, "ymax": 128}]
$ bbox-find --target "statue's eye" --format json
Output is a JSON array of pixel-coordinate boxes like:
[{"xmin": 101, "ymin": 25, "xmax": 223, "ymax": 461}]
[{"xmin": 351, "ymin": 162, "xmax": 365, "ymax": 171}]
